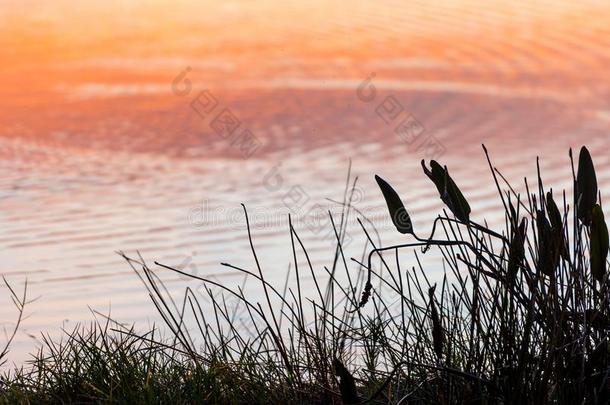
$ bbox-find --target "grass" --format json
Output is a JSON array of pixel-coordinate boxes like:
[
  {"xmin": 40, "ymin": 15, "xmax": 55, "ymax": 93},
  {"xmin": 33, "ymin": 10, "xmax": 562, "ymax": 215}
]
[{"xmin": 1, "ymin": 145, "xmax": 609, "ymax": 404}]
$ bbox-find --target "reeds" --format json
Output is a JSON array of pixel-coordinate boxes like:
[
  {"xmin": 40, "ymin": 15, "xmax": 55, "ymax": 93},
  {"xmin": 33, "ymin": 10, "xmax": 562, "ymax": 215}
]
[
  {"xmin": 0, "ymin": 278, "xmax": 28, "ymax": 368},
  {"xmin": 2, "ymin": 145, "xmax": 609, "ymax": 404}
]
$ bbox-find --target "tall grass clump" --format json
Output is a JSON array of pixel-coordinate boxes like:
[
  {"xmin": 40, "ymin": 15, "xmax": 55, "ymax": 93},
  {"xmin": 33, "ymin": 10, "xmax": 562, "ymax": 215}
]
[
  {"xmin": 2, "ymin": 145, "xmax": 609, "ymax": 404},
  {"xmin": 0, "ymin": 318, "xmax": 247, "ymax": 403}
]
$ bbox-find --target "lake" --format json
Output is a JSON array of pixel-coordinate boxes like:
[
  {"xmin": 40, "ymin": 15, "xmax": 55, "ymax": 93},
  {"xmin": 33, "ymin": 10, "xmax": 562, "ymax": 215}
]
[{"xmin": 1, "ymin": 0, "xmax": 609, "ymax": 366}]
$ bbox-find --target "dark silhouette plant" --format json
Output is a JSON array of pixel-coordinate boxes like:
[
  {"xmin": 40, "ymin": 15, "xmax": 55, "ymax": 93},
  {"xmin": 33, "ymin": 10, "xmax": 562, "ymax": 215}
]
[{"xmin": 3, "ymin": 146, "xmax": 610, "ymax": 404}]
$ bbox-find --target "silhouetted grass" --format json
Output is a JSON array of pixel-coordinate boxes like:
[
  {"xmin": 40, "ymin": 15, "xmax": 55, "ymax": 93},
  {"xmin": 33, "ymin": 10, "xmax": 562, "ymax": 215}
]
[{"xmin": 1, "ymin": 145, "xmax": 609, "ymax": 404}]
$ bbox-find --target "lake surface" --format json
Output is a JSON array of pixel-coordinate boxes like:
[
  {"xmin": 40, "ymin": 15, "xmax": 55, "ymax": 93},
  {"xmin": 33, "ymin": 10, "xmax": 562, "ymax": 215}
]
[{"xmin": 1, "ymin": 0, "xmax": 610, "ymax": 365}]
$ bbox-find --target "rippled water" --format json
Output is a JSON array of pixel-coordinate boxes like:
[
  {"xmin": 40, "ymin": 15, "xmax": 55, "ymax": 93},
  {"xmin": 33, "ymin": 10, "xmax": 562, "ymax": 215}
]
[{"xmin": 1, "ymin": 0, "xmax": 610, "ymax": 365}]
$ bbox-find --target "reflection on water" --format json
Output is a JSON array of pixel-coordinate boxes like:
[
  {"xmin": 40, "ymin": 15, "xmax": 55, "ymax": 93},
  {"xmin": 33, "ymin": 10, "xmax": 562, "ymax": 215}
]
[{"xmin": 1, "ymin": 0, "xmax": 610, "ymax": 365}]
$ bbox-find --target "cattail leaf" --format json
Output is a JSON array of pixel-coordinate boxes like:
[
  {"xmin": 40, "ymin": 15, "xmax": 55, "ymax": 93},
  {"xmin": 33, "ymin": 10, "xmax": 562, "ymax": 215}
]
[
  {"xmin": 421, "ymin": 160, "xmax": 471, "ymax": 222},
  {"xmin": 375, "ymin": 175, "xmax": 413, "ymax": 234},
  {"xmin": 576, "ymin": 146, "xmax": 598, "ymax": 226},
  {"xmin": 333, "ymin": 359, "xmax": 359, "ymax": 404},
  {"xmin": 590, "ymin": 204, "xmax": 609, "ymax": 283}
]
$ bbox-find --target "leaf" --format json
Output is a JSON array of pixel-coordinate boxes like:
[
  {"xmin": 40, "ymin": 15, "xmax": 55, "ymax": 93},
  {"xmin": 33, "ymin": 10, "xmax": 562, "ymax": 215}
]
[
  {"xmin": 576, "ymin": 146, "xmax": 598, "ymax": 226},
  {"xmin": 333, "ymin": 358, "xmax": 359, "ymax": 404},
  {"xmin": 375, "ymin": 175, "xmax": 413, "ymax": 234},
  {"xmin": 590, "ymin": 204, "xmax": 609, "ymax": 283},
  {"xmin": 421, "ymin": 160, "xmax": 471, "ymax": 222}
]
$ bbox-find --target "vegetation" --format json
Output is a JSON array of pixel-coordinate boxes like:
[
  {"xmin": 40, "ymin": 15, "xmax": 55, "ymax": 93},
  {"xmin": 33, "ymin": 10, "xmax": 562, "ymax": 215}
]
[{"xmin": 1, "ymin": 145, "xmax": 609, "ymax": 404}]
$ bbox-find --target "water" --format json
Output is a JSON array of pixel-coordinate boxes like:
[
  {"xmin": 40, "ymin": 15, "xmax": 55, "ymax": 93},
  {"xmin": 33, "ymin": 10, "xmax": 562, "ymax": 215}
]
[{"xmin": 1, "ymin": 0, "xmax": 610, "ymax": 366}]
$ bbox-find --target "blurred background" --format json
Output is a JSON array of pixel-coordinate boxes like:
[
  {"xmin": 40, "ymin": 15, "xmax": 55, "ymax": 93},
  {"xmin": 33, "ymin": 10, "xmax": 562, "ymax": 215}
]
[{"xmin": 1, "ymin": 0, "xmax": 609, "ymax": 365}]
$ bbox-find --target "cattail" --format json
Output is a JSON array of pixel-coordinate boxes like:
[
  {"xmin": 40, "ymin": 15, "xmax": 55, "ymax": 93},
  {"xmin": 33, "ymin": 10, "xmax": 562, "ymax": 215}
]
[
  {"xmin": 507, "ymin": 217, "xmax": 527, "ymax": 281},
  {"xmin": 375, "ymin": 175, "xmax": 414, "ymax": 235},
  {"xmin": 590, "ymin": 204, "xmax": 609, "ymax": 283},
  {"xmin": 357, "ymin": 281, "xmax": 372, "ymax": 309},
  {"xmin": 576, "ymin": 146, "xmax": 598, "ymax": 226},
  {"xmin": 429, "ymin": 285, "xmax": 444, "ymax": 360},
  {"xmin": 422, "ymin": 160, "xmax": 471, "ymax": 223}
]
